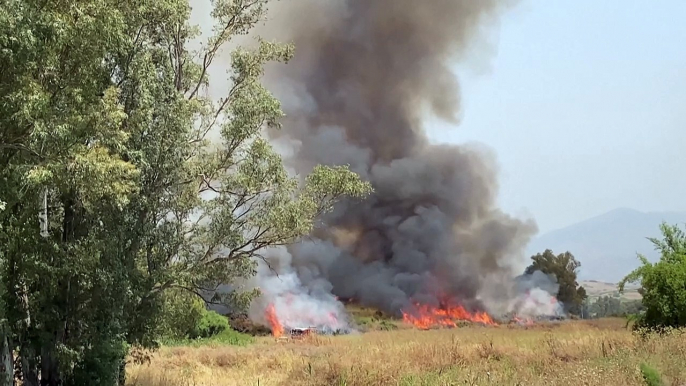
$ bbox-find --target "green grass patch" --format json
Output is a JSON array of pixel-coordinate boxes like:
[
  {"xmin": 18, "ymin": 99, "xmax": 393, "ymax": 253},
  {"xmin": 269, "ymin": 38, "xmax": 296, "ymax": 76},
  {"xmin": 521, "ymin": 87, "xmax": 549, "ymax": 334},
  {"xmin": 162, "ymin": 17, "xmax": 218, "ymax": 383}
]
[
  {"xmin": 352, "ymin": 315, "xmax": 398, "ymax": 331},
  {"xmin": 161, "ymin": 328, "xmax": 254, "ymax": 347},
  {"xmin": 347, "ymin": 304, "xmax": 400, "ymax": 331},
  {"xmin": 640, "ymin": 363, "xmax": 665, "ymax": 386}
]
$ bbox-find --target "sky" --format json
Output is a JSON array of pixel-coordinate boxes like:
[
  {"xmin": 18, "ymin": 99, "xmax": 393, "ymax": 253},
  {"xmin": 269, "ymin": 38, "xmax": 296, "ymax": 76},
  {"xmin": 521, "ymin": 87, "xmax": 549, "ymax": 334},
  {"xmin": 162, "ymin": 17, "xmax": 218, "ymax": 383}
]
[
  {"xmin": 191, "ymin": 0, "xmax": 686, "ymax": 235},
  {"xmin": 427, "ymin": 0, "xmax": 686, "ymax": 233}
]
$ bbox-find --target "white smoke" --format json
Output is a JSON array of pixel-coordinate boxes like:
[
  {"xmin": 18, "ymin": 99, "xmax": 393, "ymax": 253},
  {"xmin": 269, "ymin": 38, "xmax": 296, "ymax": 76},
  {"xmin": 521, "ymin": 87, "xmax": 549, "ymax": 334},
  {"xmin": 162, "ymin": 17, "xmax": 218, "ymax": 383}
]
[
  {"xmin": 509, "ymin": 270, "xmax": 565, "ymax": 318},
  {"xmin": 246, "ymin": 247, "xmax": 352, "ymax": 333},
  {"xmin": 190, "ymin": 0, "xmax": 569, "ymax": 328},
  {"xmin": 514, "ymin": 287, "xmax": 565, "ymax": 318}
]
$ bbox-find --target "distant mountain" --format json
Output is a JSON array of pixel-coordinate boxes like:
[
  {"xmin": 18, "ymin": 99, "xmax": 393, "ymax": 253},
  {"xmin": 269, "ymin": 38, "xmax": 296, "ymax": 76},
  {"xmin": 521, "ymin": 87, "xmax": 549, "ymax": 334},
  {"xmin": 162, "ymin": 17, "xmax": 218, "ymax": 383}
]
[{"xmin": 526, "ymin": 208, "xmax": 686, "ymax": 283}]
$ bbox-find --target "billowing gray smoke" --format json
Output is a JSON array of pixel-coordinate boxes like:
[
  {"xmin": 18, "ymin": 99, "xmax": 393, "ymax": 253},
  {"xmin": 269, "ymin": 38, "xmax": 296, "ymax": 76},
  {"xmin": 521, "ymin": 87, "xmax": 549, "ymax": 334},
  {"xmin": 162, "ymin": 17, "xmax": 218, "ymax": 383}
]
[{"xmin": 247, "ymin": 0, "xmax": 544, "ymax": 327}]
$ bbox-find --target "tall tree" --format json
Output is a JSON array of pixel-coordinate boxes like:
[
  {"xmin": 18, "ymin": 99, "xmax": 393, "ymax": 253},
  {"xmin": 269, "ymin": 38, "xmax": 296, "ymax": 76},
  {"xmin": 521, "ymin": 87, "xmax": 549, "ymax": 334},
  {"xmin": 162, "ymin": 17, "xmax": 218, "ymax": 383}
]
[
  {"xmin": 525, "ymin": 250, "xmax": 587, "ymax": 315},
  {"xmin": 0, "ymin": 202, "xmax": 11, "ymax": 386},
  {"xmin": 0, "ymin": 0, "xmax": 371, "ymax": 385},
  {"xmin": 619, "ymin": 222, "xmax": 686, "ymax": 331}
]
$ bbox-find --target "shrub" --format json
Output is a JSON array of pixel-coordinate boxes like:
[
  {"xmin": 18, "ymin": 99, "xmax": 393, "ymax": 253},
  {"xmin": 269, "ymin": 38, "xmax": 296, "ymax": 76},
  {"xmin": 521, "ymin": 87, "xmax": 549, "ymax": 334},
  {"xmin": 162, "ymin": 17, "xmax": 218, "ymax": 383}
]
[
  {"xmin": 639, "ymin": 363, "xmax": 664, "ymax": 386},
  {"xmin": 156, "ymin": 289, "xmax": 206, "ymax": 340},
  {"xmin": 189, "ymin": 310, "xmax": 230, "ymax": 339},
  {"xmin": 378, "ymin": 320, "xmax": 398, "ymax": 331},
  {"xmin": 157, "ymin": 289, "xmax": 233, "ymax": 343},
  {"xmin": 67, "ymin": 339, "xmax": 129, "ymax": 386}
]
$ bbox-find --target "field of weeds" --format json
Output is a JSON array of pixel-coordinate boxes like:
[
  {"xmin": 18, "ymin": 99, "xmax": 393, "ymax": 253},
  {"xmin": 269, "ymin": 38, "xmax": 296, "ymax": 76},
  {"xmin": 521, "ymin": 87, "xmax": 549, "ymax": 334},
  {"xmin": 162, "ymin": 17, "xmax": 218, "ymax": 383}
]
[{"xmin": 126, "ymin": 318, "xmax": 686, "ymax": 386}]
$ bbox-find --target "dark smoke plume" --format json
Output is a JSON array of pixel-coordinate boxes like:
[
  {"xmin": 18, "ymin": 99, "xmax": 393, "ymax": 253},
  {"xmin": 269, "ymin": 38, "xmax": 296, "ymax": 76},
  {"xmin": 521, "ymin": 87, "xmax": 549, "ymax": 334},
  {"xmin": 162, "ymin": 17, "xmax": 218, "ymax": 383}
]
[{"xmin": 247, "ymin": 0, "xmax": 541, "ymax": 324}]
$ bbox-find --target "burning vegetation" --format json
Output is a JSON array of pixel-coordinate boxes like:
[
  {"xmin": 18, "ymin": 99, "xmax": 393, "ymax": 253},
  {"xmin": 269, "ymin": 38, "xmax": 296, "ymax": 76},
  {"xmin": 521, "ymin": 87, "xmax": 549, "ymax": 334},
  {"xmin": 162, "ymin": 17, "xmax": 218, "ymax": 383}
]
[
  {"xmin": 263, "ymin": 301, "xmax": 353, "ymax": 337},
  {"xmin": 401, "ymin": 300, "xmax": 497, "ymax": 329},
  {"xmin": 265, "ymin": 304, "xmax": 284, "ymax": 338},
  {"xmin": 241, "ymin": 0, "xmax": 570, "ymax": 332},
  {"xmin": 262, "ymin": 294, "xmax": 565, "ymax": 337}
]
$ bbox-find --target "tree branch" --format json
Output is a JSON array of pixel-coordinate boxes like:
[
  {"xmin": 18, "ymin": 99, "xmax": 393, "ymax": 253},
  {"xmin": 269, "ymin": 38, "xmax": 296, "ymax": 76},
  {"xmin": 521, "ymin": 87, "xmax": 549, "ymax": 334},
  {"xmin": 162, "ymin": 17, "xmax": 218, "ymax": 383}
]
[{"xmin": 187, "ymin": 0, "xmax": 262, "ymax": 100}]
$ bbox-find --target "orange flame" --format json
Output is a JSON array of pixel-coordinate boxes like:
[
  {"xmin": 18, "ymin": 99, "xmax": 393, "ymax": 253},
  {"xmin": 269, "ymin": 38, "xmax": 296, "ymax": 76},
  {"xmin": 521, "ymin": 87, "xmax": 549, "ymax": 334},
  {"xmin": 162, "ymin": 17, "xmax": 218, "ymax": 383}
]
[
  {"xmin": 328, "ymin": 312, "xmax": 338, "ymax": 325},
  {"xmin": 402, "ymin": 302, "xmax": 496, "ymax": 329},
  {"xmin": 265, "ymin": 303, "xmax": 284, "ymax": 337},
  {"xmin": 512, "ymin": 315, "xmax": 534, "ymax": 326}
]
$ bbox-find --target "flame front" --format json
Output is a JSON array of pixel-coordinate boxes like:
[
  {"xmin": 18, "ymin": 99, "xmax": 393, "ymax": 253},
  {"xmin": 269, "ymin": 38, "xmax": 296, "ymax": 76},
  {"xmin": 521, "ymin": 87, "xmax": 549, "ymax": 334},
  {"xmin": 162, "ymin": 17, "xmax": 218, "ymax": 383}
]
[
  {"xmin": 512, "ymin": 315, "xmax": 534, "ymax": 326},
  {"xmin": 265, "ymin": 303, "xmax": 284, "ymax": 337},
  {"xmin": 402, "ymin": 301, "xmax": 497, "ymax": 329}
]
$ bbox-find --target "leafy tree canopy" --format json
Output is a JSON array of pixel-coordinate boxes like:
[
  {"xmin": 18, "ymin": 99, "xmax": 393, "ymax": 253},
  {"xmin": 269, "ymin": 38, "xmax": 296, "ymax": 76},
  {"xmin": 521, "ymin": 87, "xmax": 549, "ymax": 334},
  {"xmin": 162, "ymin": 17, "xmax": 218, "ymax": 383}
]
[
  {"xmin": 619, "ymin": 222, "xmax": 686, "ymax": 331},
  {"xmin": 525, "ymin": 250, "xmax": 587, "ymax": 315},
  {"xmin": 0, "ymin": 0, "xmax": 371, "ymax": 384}
]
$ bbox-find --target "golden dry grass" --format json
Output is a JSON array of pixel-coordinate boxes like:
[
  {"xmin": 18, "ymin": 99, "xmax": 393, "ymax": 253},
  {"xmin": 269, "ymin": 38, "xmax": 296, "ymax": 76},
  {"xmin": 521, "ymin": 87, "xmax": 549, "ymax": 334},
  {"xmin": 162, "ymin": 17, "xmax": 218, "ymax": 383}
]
[{"xmin": 126, "ymin": 318, "xmax": 686, "ymax": 386}]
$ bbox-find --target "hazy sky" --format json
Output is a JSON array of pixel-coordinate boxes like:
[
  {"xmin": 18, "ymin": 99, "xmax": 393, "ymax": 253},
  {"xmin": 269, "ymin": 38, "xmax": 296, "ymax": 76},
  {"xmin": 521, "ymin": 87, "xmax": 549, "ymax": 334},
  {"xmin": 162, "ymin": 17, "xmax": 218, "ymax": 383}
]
[
  {"xmin": 427, "ymin": 0, "xmax": 686, "ymax": 233},
  {"xmin": 192, "ymin": 0, "xmax": 686, "ymax": 235}
]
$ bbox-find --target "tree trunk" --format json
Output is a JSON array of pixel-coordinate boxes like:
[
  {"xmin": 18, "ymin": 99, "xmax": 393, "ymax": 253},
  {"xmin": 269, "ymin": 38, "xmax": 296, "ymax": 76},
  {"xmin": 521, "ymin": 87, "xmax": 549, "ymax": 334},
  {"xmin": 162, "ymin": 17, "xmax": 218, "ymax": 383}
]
[
  {"xmin": 0, "ymin": 327, "xmax": 13, "ymax": 386},
  {"xmin": 39, "ymin": 320, "xmax": 67, "ymax": 386},
  {"xmin": 19, "ymin": 343, "xmax": 38, "ymax": 386},
  {"xmin": 40, "ymin": 345, "xmax": 61, "ymax": 386},
  {"xmin": 117, "ymin": 356, "xmax": 126, "ymax": 386},
  {"xmin": 16, "ymin": 284, "xmax": 38, "ymax": 386},
  {"xmin": 39, "ymin": 189, "xmax": 48, "ymax": 239}
]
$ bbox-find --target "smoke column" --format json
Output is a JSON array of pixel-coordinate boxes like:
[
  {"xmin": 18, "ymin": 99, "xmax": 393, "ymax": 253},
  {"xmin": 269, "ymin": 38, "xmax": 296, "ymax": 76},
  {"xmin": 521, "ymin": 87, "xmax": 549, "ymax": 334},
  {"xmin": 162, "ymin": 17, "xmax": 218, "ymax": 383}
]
[{"xmin": 246, "ymin": 0, "xmax": 550, "ymax": 327}]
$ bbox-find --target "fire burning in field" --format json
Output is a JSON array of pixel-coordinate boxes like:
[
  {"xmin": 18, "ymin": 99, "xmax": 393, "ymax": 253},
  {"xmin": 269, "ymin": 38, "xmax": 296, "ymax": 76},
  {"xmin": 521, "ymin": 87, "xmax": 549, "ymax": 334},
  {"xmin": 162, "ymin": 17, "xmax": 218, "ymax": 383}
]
[
  {"xmin": 401, "ymin": 300, "xmax": 497, "ymax": 329},
  {"xmin": 262, "ymin": 290, "xmax": 565, "ymax": 335},
  {"xmin": 263, "ymin": 299, "xmax": 351, "ymax": 337},
  {"xmin": 511, "ymin": 315, "xmax": 535, "ymax": 326},
  {"xmin": 265, "ymin": 304, "xmax": 284, "ymax": 337},
  {"xmin": 398, "ymin": 285, "xmax": 565, "ymax": 330},
  {"xmin": 227, "ymin": 0, "xmax": 574, "ymax": 337}
]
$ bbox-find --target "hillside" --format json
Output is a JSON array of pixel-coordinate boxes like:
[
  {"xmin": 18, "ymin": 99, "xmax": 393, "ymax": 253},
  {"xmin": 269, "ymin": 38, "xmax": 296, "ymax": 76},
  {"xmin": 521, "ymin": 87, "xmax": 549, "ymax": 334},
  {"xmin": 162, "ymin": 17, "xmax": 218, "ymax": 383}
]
[
  {"xmin": 579, "ymin": 280, "xmax": 642, "ymax": 301},
  {"xmin": 526, "ymin": 208, "xmax": 686, "ymax": 282}
]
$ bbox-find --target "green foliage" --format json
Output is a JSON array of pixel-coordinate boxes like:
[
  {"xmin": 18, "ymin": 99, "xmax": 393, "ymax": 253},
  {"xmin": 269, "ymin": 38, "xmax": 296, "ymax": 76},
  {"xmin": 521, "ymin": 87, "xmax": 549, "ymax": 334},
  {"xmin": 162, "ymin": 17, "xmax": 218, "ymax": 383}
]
[
  {"xmin": 163, "ymin": 327, "xmax": 254, "ymax": 348},
  {"xmin": 639, "ymin": 363, "xmax": 665, "ymax": 386},
  {"xmin": 67, "ymin": 340, "xmax": 128, "ymax": 386},
  {"xmin": 378, "ymin": 319, "xmax": 398, "ymax": 331},
  {"xmin": 0, "ymin": 0, "xmax": 371, "ymax": 384},
  {"xmin": 525, "ymin": 250, "xmax": 587, "ymax": 315},
  {"xmin": 353, "ymin": 312, "xmax": 398, "ymax": 331},
  {"xmin": 189, "ymin": 310, "xmax": 229, "ymax": 339},
  {"xmin": 590, "ymin": 296, "xmax": 620, "ymax": 317},
  {"xmin": 619, "ymin": 223, "xmax": 686, "ymax": 331},
  {"xmin": 588, "ymin": 296, "xmax": 644, "ymax": 318},
  {"xmin": 155, "ymin": 289, "xmax": 206, "ymax": 341},
  {"xmin": 156, "ymin": 289, "xmax": 236, "ymax": 343},
  {"xmin": 621, "ymin": 299, "xmax": 645, "ymax": 316}
]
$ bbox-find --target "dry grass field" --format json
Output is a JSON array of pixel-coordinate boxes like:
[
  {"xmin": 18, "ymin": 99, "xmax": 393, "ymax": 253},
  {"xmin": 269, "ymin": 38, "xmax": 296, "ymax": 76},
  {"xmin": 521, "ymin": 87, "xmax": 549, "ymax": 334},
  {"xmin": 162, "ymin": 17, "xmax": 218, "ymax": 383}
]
[{"xmin": 126, "ymin": 318, "xmax": 686, "ymax": 386}]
